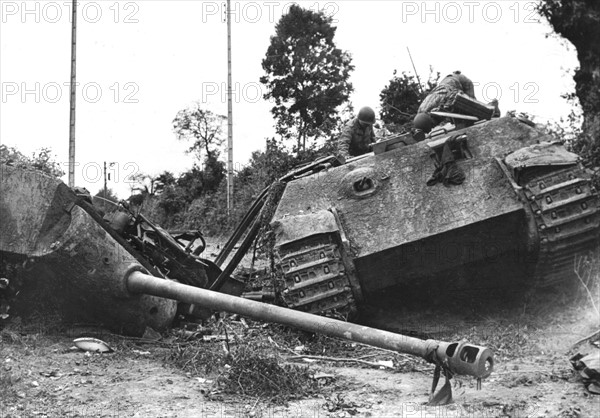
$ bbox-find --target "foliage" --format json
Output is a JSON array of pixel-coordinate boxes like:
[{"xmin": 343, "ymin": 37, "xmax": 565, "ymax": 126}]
[
  {"xmin": 141, "ymin": 84, "xmax": 346, "ymax": 235},
  {"xmin": 165, "ymin": 337, "xmax": 226, "ymax": 375},
  {"xmin": 172, "ymin": 102, "xmax": 226, "ymax": 161},
  {"xmin": 379, "ymin": 68, "xmax": 440, "ymax": 128},
  {"xmin": 93, "ymin": 188, "xmax": 119, "ymax": 213},
  {"xmin": 128, "ymin": 171, "xmax": 176, "ymax": 197},
  {"xmin": 0, "ymin": 145, "xmax": 65, "ymax": 178},
  {"xmin": 141, "ymin": 133, "xmax": 340, "ymax": 234},
  {"xmin": 175, "ymin": 155, "xmax": 225, "ymax": 201},
  {"xmin": 538, "ymin": 0, "xmax": 600, "ymax": 165},
  {"xmin": 260, "ymin": 4, "xmax": 354, "ymax": 152},
  {"xmin": 217, "ymin": 339, "xmax": 318, "ymax": 404},
  {"xmin": 237, "ymin": 138, "xmax": 298, "ymax": 192},
  {"xmin": 155, "ymin": 184, "xmax": 188, "ymax": 217},
  {"xmin": 541, "ymin": 106, "xmax": 593, "ymax": 165},
  {"xmin": 573, "ymin": 252, "xmax": 600, "ymax": 316},
  {"xmin": 133, "ymin": 101, "xmax": 231, "ymax": 231},
  {"xmin": 538, "ymin": 1, "xmax": 600, "ymax": 63},
  {"xmin": 166, "ymin": 321, "xmax": 320, "ymax": 405},
  {"xmin": 183, "ymin": 183, "xmax": 232, "ymax": 235}
]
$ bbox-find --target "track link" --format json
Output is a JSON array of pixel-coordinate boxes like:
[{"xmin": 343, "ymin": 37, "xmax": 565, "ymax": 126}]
[
  {"xmin": 274, "ymin": 233, "xmax": 357, "ymax": 318},
  {"xmin": 523, "ymin": 166, "xmax": 600, "ymax": 286}
]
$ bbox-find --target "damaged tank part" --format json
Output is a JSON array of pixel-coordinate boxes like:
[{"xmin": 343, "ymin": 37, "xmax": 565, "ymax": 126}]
[
  {"xmin": 0, "ymin": 165, "xmax": 239, "ymax": 335},
  {"xmin": 126, "ymin": 268, "xmax": 494, "ymax": 382},
  {"xmin": 0, "ymin": 162, "xmax": 495, "ymax": 401}
]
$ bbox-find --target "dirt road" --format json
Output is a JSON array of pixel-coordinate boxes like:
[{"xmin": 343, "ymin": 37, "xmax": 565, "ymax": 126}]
[{"xmin": 1, "ymin": 297, "xmax": 599, "ymax": 417}]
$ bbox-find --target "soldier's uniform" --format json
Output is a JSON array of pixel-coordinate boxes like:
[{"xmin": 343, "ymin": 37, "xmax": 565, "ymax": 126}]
[
  {"xmin": 418, "ymin": 71, "xmax": 476, "ymax": 114},
  {"xmin": 337, "ymin": 118, "xmax": 376, "ymax": 158}
]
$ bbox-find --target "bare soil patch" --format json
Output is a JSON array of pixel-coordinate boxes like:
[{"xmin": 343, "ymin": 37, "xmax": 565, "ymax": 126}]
[{"xmin": 1, "ymin": 291, "xmax": 599, "ymax": 417}]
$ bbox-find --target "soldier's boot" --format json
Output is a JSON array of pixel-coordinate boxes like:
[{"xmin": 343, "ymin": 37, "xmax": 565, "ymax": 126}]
[{"xmin": 443, "ymin": 161, "xmax": 465, "ymax": 186}]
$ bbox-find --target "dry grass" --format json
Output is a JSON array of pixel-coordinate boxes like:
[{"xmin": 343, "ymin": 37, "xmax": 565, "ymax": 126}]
[
  {"xmin": 574, "ymin": 253, "xmax": 600, "ymax": 317},
  {"xmin": 164, "ymin": 319, "xmax": 321, "ymax": 405},
  {"xmin": 216, "ymin": 339, "xmax": 319, "ymax": 404}
]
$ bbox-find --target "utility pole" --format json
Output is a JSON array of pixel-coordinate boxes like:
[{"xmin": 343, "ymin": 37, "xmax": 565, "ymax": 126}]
[
  {"xmin": 68, "ymin": 0, "xmax": 77, "ymax": 187},
  {"xmin": 226, "ymin": 0, "xmax": 234, "ymax": 215},
  {"xmin": 103, "ymin": 161, "xmax": 115, "ymax": 209},
  {"xmin": 103, "ymin": 161, "xmax": 108, "ymax": 201}
]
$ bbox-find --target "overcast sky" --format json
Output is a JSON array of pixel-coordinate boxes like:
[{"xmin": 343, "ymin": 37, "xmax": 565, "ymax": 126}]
[{"xmin": 1, "ymin": 0, "xmax": 580, "ymax": 197}]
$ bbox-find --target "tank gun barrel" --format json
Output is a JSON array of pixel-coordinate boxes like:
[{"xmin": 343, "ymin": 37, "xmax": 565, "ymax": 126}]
[{"xmin": 126, "ymin": 268, "xmax": 493, "ymax": 380}]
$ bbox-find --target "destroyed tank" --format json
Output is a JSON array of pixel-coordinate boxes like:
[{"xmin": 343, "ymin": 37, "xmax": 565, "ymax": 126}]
[
  {"xmin": 0, "ymin": 161, "xmax": 495, "ymax": 395},
  {"xmin": 261, "ymin": 115, "xmax": 600, "ymax": 317}
]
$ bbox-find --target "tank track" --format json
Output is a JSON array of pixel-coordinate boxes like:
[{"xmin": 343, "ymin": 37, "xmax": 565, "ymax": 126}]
[
  {"xmin": 274, "ymin": 233, "xmax": 358, "ymax": 319},
  {"xmin": 523, "ymin": 166, "xmax": 600, "ymax": 286}
]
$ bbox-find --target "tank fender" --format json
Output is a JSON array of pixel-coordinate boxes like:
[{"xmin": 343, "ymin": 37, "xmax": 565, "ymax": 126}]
[
  {"xmin": 272, "ymin": 210, "xmax": 339, "ymax": 248},
  {"xmin": 504, "ymin": 141, "xmax": 580, "ymax": 170}
]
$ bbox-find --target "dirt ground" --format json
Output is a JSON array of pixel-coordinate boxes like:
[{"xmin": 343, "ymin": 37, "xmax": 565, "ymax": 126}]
[
  {"xmin": 1, "ymin": 289, "xmax": 599, "ymax": 418},
  {"xmin": 2, "ymin": 236, "xmax": 599, "ymax": 417}
]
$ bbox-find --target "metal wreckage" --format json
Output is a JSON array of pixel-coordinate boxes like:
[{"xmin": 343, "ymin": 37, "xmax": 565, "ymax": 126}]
[{"xmin": 2, "ymin": 94, "xmax": 600, "ymax": 402}]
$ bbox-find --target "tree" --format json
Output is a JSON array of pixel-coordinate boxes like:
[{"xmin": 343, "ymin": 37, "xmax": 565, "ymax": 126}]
[
  {"xmin": 154, "ymin": 171, "xmax": 177, "ymax": 194},
  {"xmin": 379, "ymin": 68, "xmax": 440, "ymax": 128},
  {"xmin": 237, "ymin": 138, "xmax": 297, "ymax": 191},
  {"xmin": 93, "ymin": 188, "xmax": 119, "ymax": 213},
  {"xmin": 198, "ymin": 152, "xmax": 226, "ymax": 193},
  {"xmin": 172, "ymin": 102, "xmax": 226, "ymax": 162},
  {"xmin": 260, "ymin": 4, "xmax": 354, "ymax": 153},
  {"xmin": 538, "ymin": 0, "xmax": 600, "ymax": 165},
  {"xmin": 128, "ymin": 171, "xmax": 176, "ymax": 197}
]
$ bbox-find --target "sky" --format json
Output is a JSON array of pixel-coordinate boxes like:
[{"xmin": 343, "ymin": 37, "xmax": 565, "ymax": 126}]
[{"xmin": 0, "ymin": 0, "xmax": 580, "ymax": 198}]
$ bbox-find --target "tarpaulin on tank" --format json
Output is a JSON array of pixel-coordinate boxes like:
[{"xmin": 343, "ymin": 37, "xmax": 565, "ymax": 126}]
[
  {"xmin": 272, "ymin": 210, "xmax": 338, "ymax": 247},
  {"xmin": 504, "ymin": 141, "xmax": 579, "ymax": 170}
]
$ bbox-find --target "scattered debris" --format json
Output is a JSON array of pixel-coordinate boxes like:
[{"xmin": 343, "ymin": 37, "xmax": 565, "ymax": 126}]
[
  {"xmin": 376, "ymin": 360, "xmax": 394, "ymax": 369},
  {"xmin": 571, "ymin": 350, "xmax": 600, "ymax": 394},
  {"xmin": 324, "ymin": 393, "xmax": 361, "ymax": 415},
  {"xmin": 286, "ymin": 354, "xmax": 396, "ymax": 369},
  {"xmin": 72, "ymin": 337, "xmax": 113, "ymax": 353},
  {"xmin": 312, "ymin": 372, "xmax": 335, "ymax": 380}
]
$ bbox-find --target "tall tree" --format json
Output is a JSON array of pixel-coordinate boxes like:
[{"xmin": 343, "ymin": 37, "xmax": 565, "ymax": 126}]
[
  {"xmin": 260, "ymin": 4, "xmax": 354, "ymax": 152},
  {"xmin": 172, "ymin": 102, "xmax": 226, "ymax": 162},
  {"xmin": 379, "ymin": 69, "xmax": 440, "ymax": 128}
]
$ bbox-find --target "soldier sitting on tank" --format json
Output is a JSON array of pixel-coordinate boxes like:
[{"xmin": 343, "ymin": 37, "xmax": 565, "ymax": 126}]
[{"xmin": 337, "ymin": 106, "xmax": 378, "ymax": 159}]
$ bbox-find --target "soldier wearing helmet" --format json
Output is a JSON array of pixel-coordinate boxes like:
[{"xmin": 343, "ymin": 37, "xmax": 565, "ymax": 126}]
[
  {"xmin": 413, "ymin": 71, "xmax": 476, "ymax": 138},
  {"xmin": 419, "ymin": 71, "xmax": 476, "ymax": 115},
  {"xmin": 337, "ymin": 106, "xmax": 377, "ymax": 158}
]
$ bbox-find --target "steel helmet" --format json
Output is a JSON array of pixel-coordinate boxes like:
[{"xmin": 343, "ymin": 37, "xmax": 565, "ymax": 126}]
[
  {"xmin": 413, "ymin": 112, "xmax": 436, "ymax": 133},
  {"xmin": 357, "ymin": 107, "xmax": 376, "ymax": 125}
]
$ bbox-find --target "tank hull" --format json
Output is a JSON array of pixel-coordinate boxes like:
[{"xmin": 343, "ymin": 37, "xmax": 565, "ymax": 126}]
[
  {"xmin": 0, "ymin": 166, "xmax": 177, "ymax": 335},
  {"xmin": 271, "ymin": 117, "xmax": 600, "ymax": 315}
]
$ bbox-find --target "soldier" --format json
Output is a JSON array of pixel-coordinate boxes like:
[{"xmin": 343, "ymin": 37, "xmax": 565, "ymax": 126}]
[
  {"xmin": 413, "ymin": 71, "xmax": 476, "ymax": 137},
  {"xmin": 337, "ymin": 106, "xmax": 377, "ymax": 159}
]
